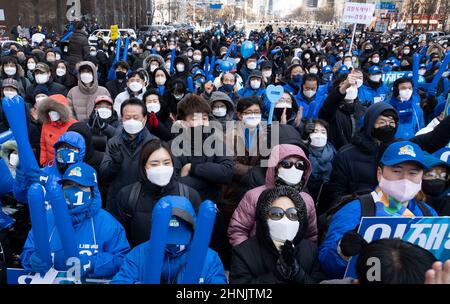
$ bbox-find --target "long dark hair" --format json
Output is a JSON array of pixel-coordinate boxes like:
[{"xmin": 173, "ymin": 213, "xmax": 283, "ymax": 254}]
[{"xmin": 139, "ymin": 139, "xmax": 174, "ymax": 180}]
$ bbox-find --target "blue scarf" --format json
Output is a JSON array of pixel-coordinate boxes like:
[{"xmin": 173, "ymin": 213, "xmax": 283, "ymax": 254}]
[
  {"xmin": 69, "ymin": 192, "xmax": 101, "ymax": 227},
  {"xmin": 390, "ymin": 98, "xmax": 413, "ymax": 124},
  {"xmin": 308, "ymin": 144, "xmax": 335, "ymax": 183}
]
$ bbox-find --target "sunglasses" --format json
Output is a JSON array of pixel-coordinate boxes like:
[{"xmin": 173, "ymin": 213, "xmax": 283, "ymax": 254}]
[
  {"xmin": 280, "ymin": 159, "xmax": 306, "ymax": 171},
  {"xmin": 268, "ymin": 207, "xmax": 299, "ymax": 221}
]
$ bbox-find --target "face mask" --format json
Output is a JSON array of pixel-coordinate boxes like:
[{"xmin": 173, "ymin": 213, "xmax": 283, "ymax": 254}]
[
  {"xmin": 369, "ymin": 74, "xmax": 382, "ymax": 82},
  {"xmin": 116, "ymin": 71, "xmax": 126, "ymax": 80},
  {"xmin": 129, "ymin": 82, "xmax": 143, "ymax": 92},
  {"xmin": 80, "ymin": 73, "xmax": 94, "ymax": 84},
  {"xmin": 123, "ymin": 119, "xmax": 145, "ymax": 135},
  {"xmin": 247, "ymin": 62, "xmax": 257, "ymax": 70},
  {"xmin": 379, "ymin": 176, "xmax": 421, "ymax": 202},
  {"xmin": 187, "ymin": 51, "xmax": 193, "ymax": 57},
  {"xmin": 275, "ymin": 102, "xmax": 292, "ymax": 109},
  {"xmin": 187, "ymin": 42, "xmax": 192, "ymax": 47},
  {"xmin": 345, "ymin": 86, "xmax": 358, "ymax": 100},
  {"xmin": 165, "ymin": 61, "xmax": 171, "ymax": 69},
  {"xmin": 155, "ymin": 47, "xmax": 161, "ymax": 52},
  {"xmin": 35, "ymin": 97, "xmax": 46, "ymax": 107},
  {"xmin": 399, "ymin": 89, "xmax": 412, "ymax": 102},
  {"xmin": 63, "ymin": 187, "xmax": 92, "ymax": 209},
  {"xmin": 48, "ymin": 110, "xmax": 61, "ymax": 122},
  {"xmin": 278, "ymin": 166, "xmax": 304, "ymax": 185},
  {"xmin": 146, "ymin": 165, "xmax": 174, "ymax": 187},
  {"xmin": 417, "ymin": 68, "xmax": 425, "ymax": 76},
  {"xmin": 422, "ymin": 179, "xmax": 448, "ymax": 197},
  {"xmin": 250, "ymin": 80, "xmax": 261, "ymax": 90},
  {"xmin": 90, "ymin": 51, "xmax": 97, "ymax": 57},
  {"xmin": 56, "ymin": 148, "xmax": 79, "ymax": 164},
  {"xmin": 55, "ymin": 54, "xmax": 61, "ymax": 61},
  {"xmin": 222, "ymin": 84, "xmax": 234, "ymax": 92},
  {"xmin": 292, "ymin": 74, "xmax": 302, "ymax": 83},
  {"xmin": 3, "ymin": 91, "xmax": 17, "ymax": 99},
  {"xmin": 309, "ymin": 68, "xmax": 318, "ymax": 74},
  {"xmin": 213, "ymin": 106, "xmax": 227, "ymax": 117},
  {"xmin": 356, "ymin": 79, "xmax": 363, "ymax": 88},
  {"xmin": 146, "ymin": 103, "xmax": 161, "ymax": 113},
  {"xmin": 310, "ymin": 133, "xmax": 327, "ymax": 148},
  {"xmin": 193, "ymin": 55, "xmax": 202, "ymax": 61},
  {"xmin": 150, "ymin": 64, "xmax": 158, "ymax": 72},
  {"xmin": 267, "ymin": 217, "xmax": 299, "ymax": 242},
  {"xmin": 304, "ymin": 53, "xmax": 310, "ymax": 59},
  {"xmin": 132, "ymin": 47, "xmax": 138, "ymax": 53},
  {"xmin": 97, "ymin": 108, "xmax": 112, "ymax": 119},
  {"xmin": 155, "ymin": 76, "xmax": 166, "ymax": 85},
  {"xmin": 4, "ymin": 67, "xmax": 16, "ymax": 76},
  {"xmin": 176, "ymin": 64, "xmax": 185, "ymax": 72},
  {"xmin": 151, "ymin": 37, "xmax": 157, "ymax": 42},
  {"xmin": 263, "ymin": 70, "xmax": 272, "ymax": 78},
  {"xmin": 47, "ymin": 57, "xmax": 56, "ymax": 63},
  {"xmin": 403, "ymin": 49, "xmax": 410, "ymax": 55},
  {"xmin": 173, "ymin": 93, "xmax": 184, "ymax": 101},
  {"xmin": 344, "ymin": 61, "xmax": 352, "ymax": 68},
  {"xmin": 56, "ymin": 68, "xmax": 66, "ymax": 77},
  {"xmin": 9, "ymin": 153, "xmax": 19, "ymax": 167},
  {"xmin": 22, "ymin": 41, "xmax": 28, "ymax": 46},
  {"xmin": 304, "ymin": 89, "xmax": 316, "ymax": 99},
  {"xmin": 242, "ymin": 114, "xmax": 261, "ymax": 128},
  {"xmin": 373, "ymin": 125, "xmax": 396, "ymax": 142},
  {"xmin": 27, "ymin": 62, "xmax": 36, "ymax": 71},
  {"xmin": 372, "ymin": 57, "xmax": 380, "ymax": 64}
]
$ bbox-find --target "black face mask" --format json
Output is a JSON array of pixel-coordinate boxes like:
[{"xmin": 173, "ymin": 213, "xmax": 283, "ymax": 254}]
[
  {"xmin": 422, "ymin": 179, "xmax": 448, "ymax": 197},
  {"xmin": 373, "ymin": 125, "xmax": 396, "ymax": 142},
  {"xmin": 274, "ymin": 108, "xmax": 293, "ymax": 121},
  {"xmin": 116, "ymin": 71, "xmax": 126, "ymax": 80}
]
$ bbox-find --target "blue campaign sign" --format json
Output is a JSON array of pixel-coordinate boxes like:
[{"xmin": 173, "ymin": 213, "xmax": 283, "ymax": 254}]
[
  {"xmin": 210, "ymin": 4, "xmax": 222, "ymax": 9},
  {"xmin": 377, "ymin": 2, "xmax": 396, "ymax": 10},
  {"xmin": 382, "ymin": 71, "xmax": 425, "ymax": 88},
  {"xmin": 7, "ymin": 268, "xmax": 111, "ymax": 284},
  {"xmin": 344, "ymin": 217, "xmax": 450, "ymax": 279}
]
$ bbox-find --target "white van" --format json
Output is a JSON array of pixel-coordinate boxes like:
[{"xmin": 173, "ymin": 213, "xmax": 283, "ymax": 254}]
[{"xmin": 88, "ymin": 29, "xmax": 137, "ymax": 46}]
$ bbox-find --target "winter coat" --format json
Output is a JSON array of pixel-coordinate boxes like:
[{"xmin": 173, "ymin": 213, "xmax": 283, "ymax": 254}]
[
  {"xmin": 295, "ymin": 90, "xmax": 327, "ymax": 119},
  {"xmin": 105, "ymin": 79, "xmax": 127, "ymax": 100},
  {"xmin": 52, "ymin": 61, "xmax": 77, "ymax": 90},
  {"xmin": 25, "ymin": 79, "xmax": 68, "ymax": 104},
  {"xmin": 388, "ymin": 97, "xmax": 425, "ymax": 140},
  {"xmin": 357, "ymin": 79, "xmax": 389, "ymax": 106},
  {"xmin": 114, "ymin": 88, "xmax": 146, "ymax": 120},
  {"xmin": 38, "ymin": 95, "xmax": 78, "ymax": 166},
  {"xmin": 237, "ymin": 76, "xmax": 266, "ymax": 98},
  {"xmin": 86, "ymin": 108, "xmax": 120, "ymax": 153},
  {"xmin": 67, "ymin": 61, "xmax": 111, "ymax": 121},
  {"xmin": 68, "ymin": 29, "xmax": 90, "ymax": 71},
  {"xmin": 111, "ymin": 196, "xmax": 226, "ymax": 284},
  {"xmin": 228, "ymin": 144, "xmax": 318, "ymax": 247},
  {"xmin": 0, "ymin": 63, "xmax": 31, "ymax": 97}
]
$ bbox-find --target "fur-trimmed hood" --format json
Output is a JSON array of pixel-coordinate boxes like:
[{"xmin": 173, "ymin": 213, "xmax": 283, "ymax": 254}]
[
  {"xmin": 38, "ymin": 95, "xmax": 72, "ymax": 124},
  {"xmin": 0, "ymin": 140, "xmax": 18, "ymax": 163},
  {"xmin": 143, "ymin": 54, "xmax": 165, "ymax": 71}
]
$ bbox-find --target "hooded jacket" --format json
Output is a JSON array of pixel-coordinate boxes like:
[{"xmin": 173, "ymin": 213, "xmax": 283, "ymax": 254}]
[
  {"xmin": 171, "ymin": 55, "xmax": 191, "ymax": 87},
  {"xmin": 358, "ymin": 78, "xmax": 389, "ymax": 107},
  {"xmin": 296, "ymin": 87, "xmax": 328, "ymax": 119},
  {"xmin": 67, "ymin": 61, "xmax": 111, "ymax": 121},
  {"xmin": 0, "ymin": 61, "xmax": 31, "ymax": 97},
  {"xmin": 111, "ymin": 196, "xmax": 226, "ymax": 284},
  {"xmin": 21, "ymin": 174, "xmax": 130, "ymax": 278},
  {"xmin": 208, "ymin": 91, "xmax": 235, "ymax": 126},
  {"xmin": 229, "ymin": 186, "xmax": 325, "ymax": 284},
  {"xmin": 388, "ymin": 96, "xmax": 425, "ymax": 140},
  {"xmin": 228, "ymin": 144, "xmax": 318, "ymax": 247},
  {"xmin": 52, "ymin": 60, "xmax": 77, "ymax": 90},
  {"xmin": 38, "ymin": 95, "xmax": 78, "ymax": 166},
  {"xmin": 237, "ymin": 71, "xmax": 266, "ymax": 98}
]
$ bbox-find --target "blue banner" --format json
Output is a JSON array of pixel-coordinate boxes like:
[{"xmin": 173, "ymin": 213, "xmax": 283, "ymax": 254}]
[
  {"xmin": 210, "ymin": 4, "xmax": 222, "ymax": 9},
  {"xmin": 7, "ymin": 268, "xmax": 110, "ymax": 284},
  {"xmin": 345, "ymin": 216, "xmax": 450, "ymax": 279}
]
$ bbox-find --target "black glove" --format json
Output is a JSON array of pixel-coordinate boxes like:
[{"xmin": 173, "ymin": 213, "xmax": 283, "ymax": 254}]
[
  {"xmin": 340, "ymin": 231, "xmax": 368, "ymax": 258},
  {"xmin": 275, "ymin": 240, "xmax": 302, "ymax": 282},
  {"xmin": 109, "ymin": 142, "xmax": 123, "ymax": 164}
]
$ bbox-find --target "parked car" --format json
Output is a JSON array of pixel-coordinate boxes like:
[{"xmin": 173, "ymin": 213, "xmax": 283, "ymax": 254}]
[
  {"xmin": 88, "ymin": 29, "xmax": 137, "ymax": 46},
  {"xmin": 138, "ymin": 25, "xmax": 176, "ymax": 38}
]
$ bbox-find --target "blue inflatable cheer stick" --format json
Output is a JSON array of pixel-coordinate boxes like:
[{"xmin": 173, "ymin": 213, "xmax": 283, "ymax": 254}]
[
  {"xmin": 210, "ymin": 56, "xmax": 216, "ymax": 77},
  {"xmin": 0, "ymin": 129, "xmax": 14, "ymax": 145},
  {"xmin": 0, "ymin": 158, "xmax": 13, "ymax": 196},
  {"xmin": 2, "ymin": 96, "xmax": 39, "ymax": 172},
  {"xmin": 27, "ymin": 184, "xmax": 52, "ymax": 268},
  {"xmin": 122, "ymin": 37, "xmax": 130, "ymax": 61},
  {"xmin": 47, "ymin": 183, "xmax": 78, "ymax": 262},
  {"xmin": 412, "ymin": 53, "xmax": 420, "ymax": 94},
  {"xmin": 180, "ymin": 200, "xmax": 216, "ymax": 284},
  {"xmin": 187, "ymin": 76, "xmax": 194, "ymax": 93},
  {"xmin": 170, "ymin": 48, "xmax": 176, "ymax": 75},
  {"xmin": 60, "ymin": 30, "xmax": 74, "ymax": 43},
  {"xmin": 224, "ymin": 41, "xmax": 236, "ymax": 60},
  {"xmin": 429, "ymin": 52, "xmax": 450, "ymax": 97},
  {"xmin": 204, "ymin": 56, "xmax": 210, "ymax": 75},
  {"xmin": 144, "ymin": 197, "xmax": 172, "ymax": 284},
  {"xmin": 108, "ymin": 37, "xmax": 122, "ymax": 81}
]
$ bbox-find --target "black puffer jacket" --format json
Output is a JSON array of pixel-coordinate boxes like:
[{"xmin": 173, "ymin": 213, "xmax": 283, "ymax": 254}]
[
  {"xmin": 229, "ymin": 186, "xmax": 326, "ymax": 284},
  {"xmin": 68, "ymin": 29, "xmax": 90, "ymax": 71}
]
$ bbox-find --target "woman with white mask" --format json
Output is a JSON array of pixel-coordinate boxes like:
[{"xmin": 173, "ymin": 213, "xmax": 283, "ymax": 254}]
[
  {"xmin": 229, "ymin": 186, "xmax": 325, "ymax": 284},
  {"xmin": 114, "ymin": 70, "xmax": 147, "ymax": 119},
  {"xmin": 112, "ymin": 139, "xmax": 201, "ymax": 247},
  {"xmin": 143, "ymin": 90, "xmax": 174, "ymax": 142}
]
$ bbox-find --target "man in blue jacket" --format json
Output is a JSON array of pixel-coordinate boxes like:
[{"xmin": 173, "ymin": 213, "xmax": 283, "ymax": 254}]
[
  {"xmin": 111, "ymin": 196, "xmax": 226, "ymax": 284},
  {"xmin": 237, "ymin": 70, "xmax": 266, "ymax": 98},
  {"xmin": 358, "ymin": 65, "xmax": 389, "ymax": 107},
  {"xmin": 319, "ymin": 141, "xmax": 437, "ymax": 279},
  {"xmin": 21, "ymin": 162, "xmax": 130, "ymax": 279},
  {"xmin": 296, "ymin": 73, "xmax": 328, "ymax": 119}
]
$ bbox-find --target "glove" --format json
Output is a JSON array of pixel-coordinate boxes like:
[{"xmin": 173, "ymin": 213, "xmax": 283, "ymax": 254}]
[
  {"xmin": 301, "ymin": 120, "xmax": 315, "ymax": 140},
  {"xmin": 340, "ymin": 231, "xmax": 368, "ymax": 258},
  {"xmin": 94, "ymin": 113, "xmax": 107, "ymax": 131},
  {"xmin": 29, "ymin": 253, "xmax": 51, "ymax": 275},
  {"xmin": 109, "ymin": 142, "xmax": 123, "ymax": 164},
  {"xmin": 78, "ymin": 254, "xmax": 96, "ymax": 278},
  {"xmin": 148, "ymin": 112, "xmax": 159, "ymax": 128},
  {"xmin": 275, "ymin": 240, "xmax": 302, "ymax": 282},
  {"xmin": 28, "ymin": 168, "xmax": 49, "ymax": 186}
]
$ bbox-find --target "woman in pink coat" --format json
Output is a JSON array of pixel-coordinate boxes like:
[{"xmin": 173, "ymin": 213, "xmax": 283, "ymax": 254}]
[{"xmin": 228, "ymin": 144, "xmax": 318, "ymax": 246}]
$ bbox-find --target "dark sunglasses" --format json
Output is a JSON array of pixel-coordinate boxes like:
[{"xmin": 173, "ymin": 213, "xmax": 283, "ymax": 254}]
[
  {"xmin": 268, "ymin": 207, "xmax": 299, "ymax": 221},
  {"xmin": 280, "ymin": 159, "xmax": 306, "ymax": 171}
]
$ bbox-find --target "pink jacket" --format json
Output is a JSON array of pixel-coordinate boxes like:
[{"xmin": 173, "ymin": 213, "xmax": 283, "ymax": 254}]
[{"xmin": 228, "ymin": 144, "xmax": 318, "ymax": 246}]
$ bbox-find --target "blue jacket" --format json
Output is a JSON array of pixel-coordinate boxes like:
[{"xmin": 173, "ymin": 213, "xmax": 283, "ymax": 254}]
[
  {"xmin": 388, "ymin": 97, "xmax": 425, "ymax": 139},
  {"xmin": 296, "ymin": 91, "xmax": 328, "ymax": 119},
  {"xmin": 237, "ymin": 86, "xmax": 266, "ymax": 98},
  {"xmin": 283, "ymin": 80, "xmax": 302, "ymax": 95},
  {"xmin": 318, "ymin": 195, "xmax": 437, "ymax": 279},
  {"xmin": 13, "ymin": 132, "xmax": 86, "ymax": 204},
  {"xmin": 358, "ymin": 82, "xmax": 389, "ymax": 106},
  {"xmin": 21, "ymin": 184, "xmax": 130, "ymax": 278}
]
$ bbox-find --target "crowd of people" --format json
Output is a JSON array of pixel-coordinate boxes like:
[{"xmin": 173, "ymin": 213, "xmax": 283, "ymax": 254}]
[{"xmin": 0, "ymin": 20, "xmax": 449, "ymax": 284}]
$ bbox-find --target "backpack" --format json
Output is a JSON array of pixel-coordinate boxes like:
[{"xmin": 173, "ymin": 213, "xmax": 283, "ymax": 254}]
[{"xmin": 317, "ymin": 192, "xmax": 432, "ymax": 245}]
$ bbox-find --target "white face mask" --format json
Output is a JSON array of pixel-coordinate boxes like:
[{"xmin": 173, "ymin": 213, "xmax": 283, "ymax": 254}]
[
  {"xmin": 27, "ymin": 62, "xmax": 36, "ymax": 71},
  {"xmin": 262, "ymin": 70, "xmax": 272, "ymax": 78},
  {"xmin": 399, "ymin": 89, "xmax": 413, "ymax": 102},
  {"xmin": 55, "ymin": 54, "xmax": 61, "ymax": 61},
  {"xmin": 90, "ymin": 51, "xmax": 97, "ymax": 57},
  {"xmin": 176, "ymin": 64, "xmax": 185, "ymax": 72},
  {"xmin": 150, "ymin": 64, "xmax": 158, "ymax": 72},
  {"xmin": 309, "ymin": 68, "xmax": 318, "ymax": 74},
  {"xmin": 275, "ymin": 102, "xmax": 292, "ymax": 109},
  {"xmin": 310, "ymin": 133, "xmax": 327, "ymax": 148},
  {"xmin": 345, "ymin": 86, "xmax": 358, "ymax": 100},
  {"xmin": 344, "ymin": 61, "xmax": 352, "ymax": 68},
  {"xmin": 146, "ymin": 165, "xmax": 174, "ymax": 187},
  {"xmin": 304, "ymin": 53, "xmax": 310, "ymax": 59},
  {"xmin": 250, "ymin": 80, "xmax": 261, "ymax": 90},
  {"xmin": 123, "ymin": 119, "xmax": 144, "ymax": 134},
  {"xmin": 369, "ymin": 74, "xmax": 382, "ymax": 82},
  {"xmin": 403, "ymin": 49, "xmax": 410, "ymax": 55},
  {"xmin": 242, "ymin": 114, "xmax": 261, "ymax": 128},
  {"xmin": 278, "ymin": 166, "xmax": 304, "ymax": 185},
  {"xmin": 97, "ymin": 108, "xmax": 112, "ymax": 119},
  {"xmin": 56, "ymin": 68, "xmax": 66, "ymax": 77},
  {"xmin": 304, "ymin": 89, "xmax": 316, "ymax": 99},
  {"xmin": 267, "ymin": 217, "xmax": 299, "ymax": 242},
  {"xmin": 129, "ymin": 82, "xmax": 143, "ymax": 92},
  {"xmin": 155, "ymin": 76, "xmax": 166, "ymax": 86},
  {"xmin": 3, "ymin": 91, "xmax": 17, "ymax": 99},
  {"xmin": 146, "ymin": 103, "xmax": 161, "ymax": 113},
  {"xmin": 419, "ymin": 69, "xmax": 426, "ymax": 76},
  {"xmin": 9, "ymin": 153, "xmax": 19, "ymax": 167},
  {"xmin": 35, "ymin": 73, "xmax": 49, "ymax": 84},
  {"xmin": 35, "ymin": 96, "xmax": 46, "ymax": 107},
  {"xmin": 48, "ymin": 111, "xmax": 61, "ymax": 122},
  {"xmin": 212, "ymin": 106, "xmax": 227, "ymax": 117},
  {"xmin": 356, "ymin": 79, "xmax": 363, "ymax": 88},
  {"xmin": 187, "ymin": 51, "xmax": 193, "ymax": 57},
  {"xmin": 379, "ymin": 176, "xmax": 422, "ymax": 202},
  {"xmin": 372, "ymin": 57, "xmax": 380, "ymax": 64},
  {"xmin": 4, "ymin": 67, "xmax": 16, "ymax": 76},
  {"xmin": 80, "ymin": 73, "xmax": 94, "ymax": 84},
  {"xmin": 247, "ymin": 62, "xmax": 257, "ymax": 70},
  {"xmin": 193, "ymin": 55, "xmax": 202, "ymax": 61}
]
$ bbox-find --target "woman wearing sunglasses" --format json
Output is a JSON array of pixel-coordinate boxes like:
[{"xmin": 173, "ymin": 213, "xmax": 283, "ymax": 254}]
[{"xmin": 229, "ymin": 186, "xmax": 325, "ymax": 284}]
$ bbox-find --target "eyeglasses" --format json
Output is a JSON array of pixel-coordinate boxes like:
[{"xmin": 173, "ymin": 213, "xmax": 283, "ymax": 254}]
[
  {"xmin": 424, "ymin": 171, "xmax": 449, "ymax": 181},
  {"xmin": 268, "ymin": 207, "xmax": 299, "ymax": 221},
  {"xmin": 280, "ymin": 159, "xmax": 306, "ymax": 171}
]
